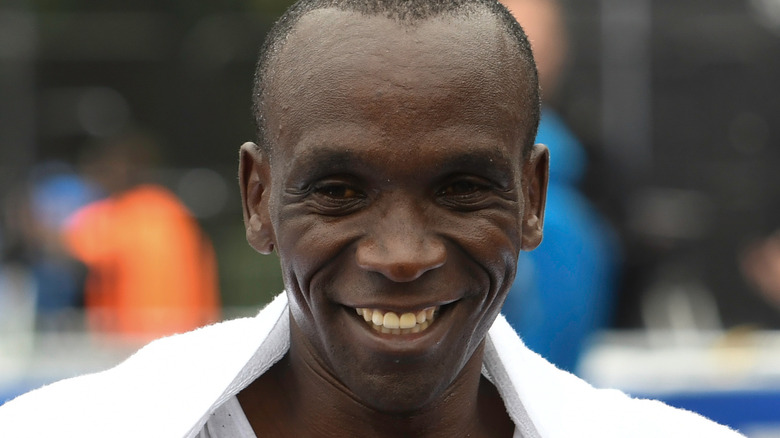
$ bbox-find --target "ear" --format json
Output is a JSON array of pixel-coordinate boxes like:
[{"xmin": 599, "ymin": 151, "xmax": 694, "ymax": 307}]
[
  {"xmin": 239, "ymin": 142, "xmax": 275, "ymax": 254},
  {"xmin": 520, "ymin": 143, "xmax": 549, "ymax": 251}
]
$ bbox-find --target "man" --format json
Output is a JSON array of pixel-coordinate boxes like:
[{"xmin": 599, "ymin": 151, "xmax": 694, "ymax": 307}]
[{"xmin": 0, "ymin": 0, "xmax": 743, "ymax": 436}]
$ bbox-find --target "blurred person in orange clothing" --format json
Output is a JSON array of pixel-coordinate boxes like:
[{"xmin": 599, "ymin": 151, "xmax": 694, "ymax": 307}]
[{"xmin": 64, "ymin": 131, "xmax": 219, "ymax": 341}]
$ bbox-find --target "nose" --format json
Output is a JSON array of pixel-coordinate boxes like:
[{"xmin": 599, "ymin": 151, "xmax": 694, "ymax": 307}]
[{"xmin": 356, "ymin": 204, "xmax": 446, "ymax": 282}]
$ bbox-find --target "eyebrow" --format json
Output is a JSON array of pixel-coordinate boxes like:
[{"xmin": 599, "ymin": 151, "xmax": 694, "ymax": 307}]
[
  {"xmin": 438, "ymin": 150, "xmax": 514, "ymax": 175},
  {"xmin": 287, "ymin": 144, "xmax": 516, "ymax": 186},
  {"xmin": 287, "ymin": 148, "xmax": 359, "ymax": 179}
]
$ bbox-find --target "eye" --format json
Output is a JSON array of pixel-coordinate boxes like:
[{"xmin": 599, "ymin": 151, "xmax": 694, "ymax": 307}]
[
  {"xmin": 306, "ymin": 180, "xmax": 367, "ymax": 215},
  {"xmin": 437, "ymin": 177, "xmax": 496, "ymax": 210},
  {"xmin": 314, "ymin": 183, "xmax": 360, "ymax": 200},
  {"xmin": 439, "ymin": 180, "xmax": 482, "ymax": 197}
]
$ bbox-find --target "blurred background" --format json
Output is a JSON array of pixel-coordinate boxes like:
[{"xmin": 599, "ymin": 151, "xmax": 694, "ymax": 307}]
[{"xmin": 1, "ymin": 0, "xmax": 780, "ymax": 435}]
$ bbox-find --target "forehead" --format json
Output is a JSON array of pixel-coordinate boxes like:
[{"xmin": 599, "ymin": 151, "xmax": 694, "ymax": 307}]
[
  {"xmin": 263, "ymin": 8, "xmax": 533, "ymax": 162},
  {"xmin": 270, "ymin": 9, "xmax": 526, "ymax": 93},
  {"xmin": 277, "ymin": 8, "xmax": 515, "ymax": 70}
]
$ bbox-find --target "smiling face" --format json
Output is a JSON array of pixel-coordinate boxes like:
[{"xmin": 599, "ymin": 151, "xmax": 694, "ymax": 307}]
[{"xmin": 241, "ymin": 8, "xmax": 548, "ymax": 412}]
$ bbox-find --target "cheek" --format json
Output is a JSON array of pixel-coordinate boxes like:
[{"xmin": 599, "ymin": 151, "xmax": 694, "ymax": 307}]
[
  {"xmin": 450, "ymin": 212, "xmax": 520, "ymax": 333},
  {"xmin": 451, "ymin": 211, "xmax": 521, "ymax": 278},
  {"xmin": 274, "ymin": 209, "xmax": 362, "ymax": 311}
]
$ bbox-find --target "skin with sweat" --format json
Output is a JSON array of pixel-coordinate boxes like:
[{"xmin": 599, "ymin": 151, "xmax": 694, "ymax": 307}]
[{"xmin": 238, "ymin": 8, "xmax": 548, "ymax": 438}]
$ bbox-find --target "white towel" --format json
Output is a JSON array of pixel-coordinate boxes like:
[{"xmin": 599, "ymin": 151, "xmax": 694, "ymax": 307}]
[
  {"xmin": 486, "ymin": 315, "xmax": 744, "ymax": 437},
  {"xmin": 0, "ymin": 293, "xmax": 744, "ymax": 437},
  {"xmin": 0, "ymin": 294, "xmax": 288, "ymax": 438}
]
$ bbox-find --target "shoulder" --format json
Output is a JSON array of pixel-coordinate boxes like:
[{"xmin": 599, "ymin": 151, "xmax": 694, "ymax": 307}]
[{"xmin": 487, "ymin": 316, "xmax": 744, "ymax": 437}]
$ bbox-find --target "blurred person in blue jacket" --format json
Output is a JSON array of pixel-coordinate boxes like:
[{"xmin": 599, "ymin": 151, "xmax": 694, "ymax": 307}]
[
  {"xmin": 27, "ymin": 164, "xmax": 102, "ymax": 323},
  {"xmin": 0, "ymin": 163, "xmax": 101, "ymax": 331},
  {"xmin": 501, "ymin": 0, "xmax": 620, "ymax": 373}
]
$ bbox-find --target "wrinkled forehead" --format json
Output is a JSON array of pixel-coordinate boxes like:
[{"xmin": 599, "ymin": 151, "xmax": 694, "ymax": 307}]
[{"xmin": 263, "ymin": 8, "xmax": 531, "ymax": 120}]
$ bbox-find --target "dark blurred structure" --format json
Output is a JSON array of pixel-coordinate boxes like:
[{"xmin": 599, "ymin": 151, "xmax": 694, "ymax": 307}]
[
  {"xmin": 547, "ymin": 0, "xmax": 780, "ymax": 330},
  {"xmin": 0, "ymin": 0, "xmax": 290, "ymax": 314},
  {"xmin": 1, "ymin": 0, "xmax": 780, "ymax": 329}
]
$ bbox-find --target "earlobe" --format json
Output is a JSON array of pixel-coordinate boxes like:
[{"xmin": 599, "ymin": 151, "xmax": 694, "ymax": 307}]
[
  {"xmin": 247, "ymin": 214, "xmax": 274, "ymax": 254},
  {"xmin": 239, "ymin": 142, "xmax": 275, "ymax": 255},
  {"xmin": 520, "ymin": 144, "xmax": 549, "ymax": 251},
  {"xmin": 521, "ymin": 214, "xmax": 543, "ymax": 250}
]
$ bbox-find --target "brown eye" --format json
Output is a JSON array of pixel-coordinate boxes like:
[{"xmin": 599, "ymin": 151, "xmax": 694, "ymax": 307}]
[
  {"xmin": 440, "ymin": 180, "xmax": 481, "ymax": 196},
  {"xmin": 436, "ymin": 177, "xmax": 497, "ymax": 211},
  {"xmin": 317, "ymin": 184, "xmax": 359, "ymax": 199},
  {"xmin": 306, "ymin": 178, "xmax": 367, "ymax": 215}
]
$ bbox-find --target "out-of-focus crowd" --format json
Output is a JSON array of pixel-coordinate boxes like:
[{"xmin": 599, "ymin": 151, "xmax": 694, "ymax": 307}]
[{"xmin": 0, "ymin": 132, "xmax": 219, "ymax": 344}]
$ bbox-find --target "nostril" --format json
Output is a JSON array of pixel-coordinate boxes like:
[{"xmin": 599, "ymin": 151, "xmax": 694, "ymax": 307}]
[
  {"xmin": 356, "ymin": 239, "xmax": 446, "ymax": 282},
  {"xmin": 386, "ymin": 263, "xmax": 431, "ymax": 282}
]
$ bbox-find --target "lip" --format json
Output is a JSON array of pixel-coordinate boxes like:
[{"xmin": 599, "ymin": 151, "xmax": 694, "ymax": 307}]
[{"xmin": 341, "ymin": 300, "xmax": 459, "ymax": 357}]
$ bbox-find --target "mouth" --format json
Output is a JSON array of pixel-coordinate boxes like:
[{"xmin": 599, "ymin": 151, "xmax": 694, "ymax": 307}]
[{"xmin": 353, "ymin": 306, "xmax": 439, "ymax": 335}]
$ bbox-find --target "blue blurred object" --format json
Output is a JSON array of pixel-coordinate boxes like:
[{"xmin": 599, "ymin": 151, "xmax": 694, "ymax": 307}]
[
  {"xmin": 503, "ymin": 108, "xmax": 619, "ymax": 374},
  {"xmin": 0, "ymin": 381, "xmax": 46, "ymax": 407},
  {"xmin": 28, "ymin": 167, "xmax": 102, "ymax": 316},
  {"xmin": 31, "ymin": 171, "xmax": 103, "ymax": 230},
  {"xmin": 651, "ymin": 390, "xmax": 780, "ymax": 435}
]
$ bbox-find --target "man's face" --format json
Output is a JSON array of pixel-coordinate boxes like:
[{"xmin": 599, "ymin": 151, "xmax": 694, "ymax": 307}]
[{"xmin": 242, "ymin": 9, "xmax": 547, "ymax": 411}]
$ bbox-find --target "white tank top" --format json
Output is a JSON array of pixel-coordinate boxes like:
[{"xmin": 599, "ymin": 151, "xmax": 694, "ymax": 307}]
[{"xmin": 197, "ymin": 396, "xmax": 256, "ymax": 438}]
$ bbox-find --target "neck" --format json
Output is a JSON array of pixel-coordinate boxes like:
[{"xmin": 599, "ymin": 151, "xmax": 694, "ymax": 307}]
[
  {"xmin": 298, "ymin": 346, "xmax": 484, "ymax": 437},
  {"xmin": 239, "ymin": 319, "xmax": 513, "ymax": 437}
]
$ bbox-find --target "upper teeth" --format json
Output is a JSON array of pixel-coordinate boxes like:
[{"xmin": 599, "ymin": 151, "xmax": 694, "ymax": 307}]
[{"xmin": 355, "ymin": 307, "xmax": 437, "ymax": 334}]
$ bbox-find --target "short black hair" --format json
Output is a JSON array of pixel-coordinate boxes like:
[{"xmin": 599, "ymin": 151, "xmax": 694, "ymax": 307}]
[{"xmin": 252, "ymin": 0, "xmax": 540, "ymax": 156}]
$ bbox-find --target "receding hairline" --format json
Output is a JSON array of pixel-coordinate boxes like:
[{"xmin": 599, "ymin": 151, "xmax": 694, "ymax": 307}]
[{"xmin": 252, "ymin": 0, "xmax": 540, "ymax": 157}]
